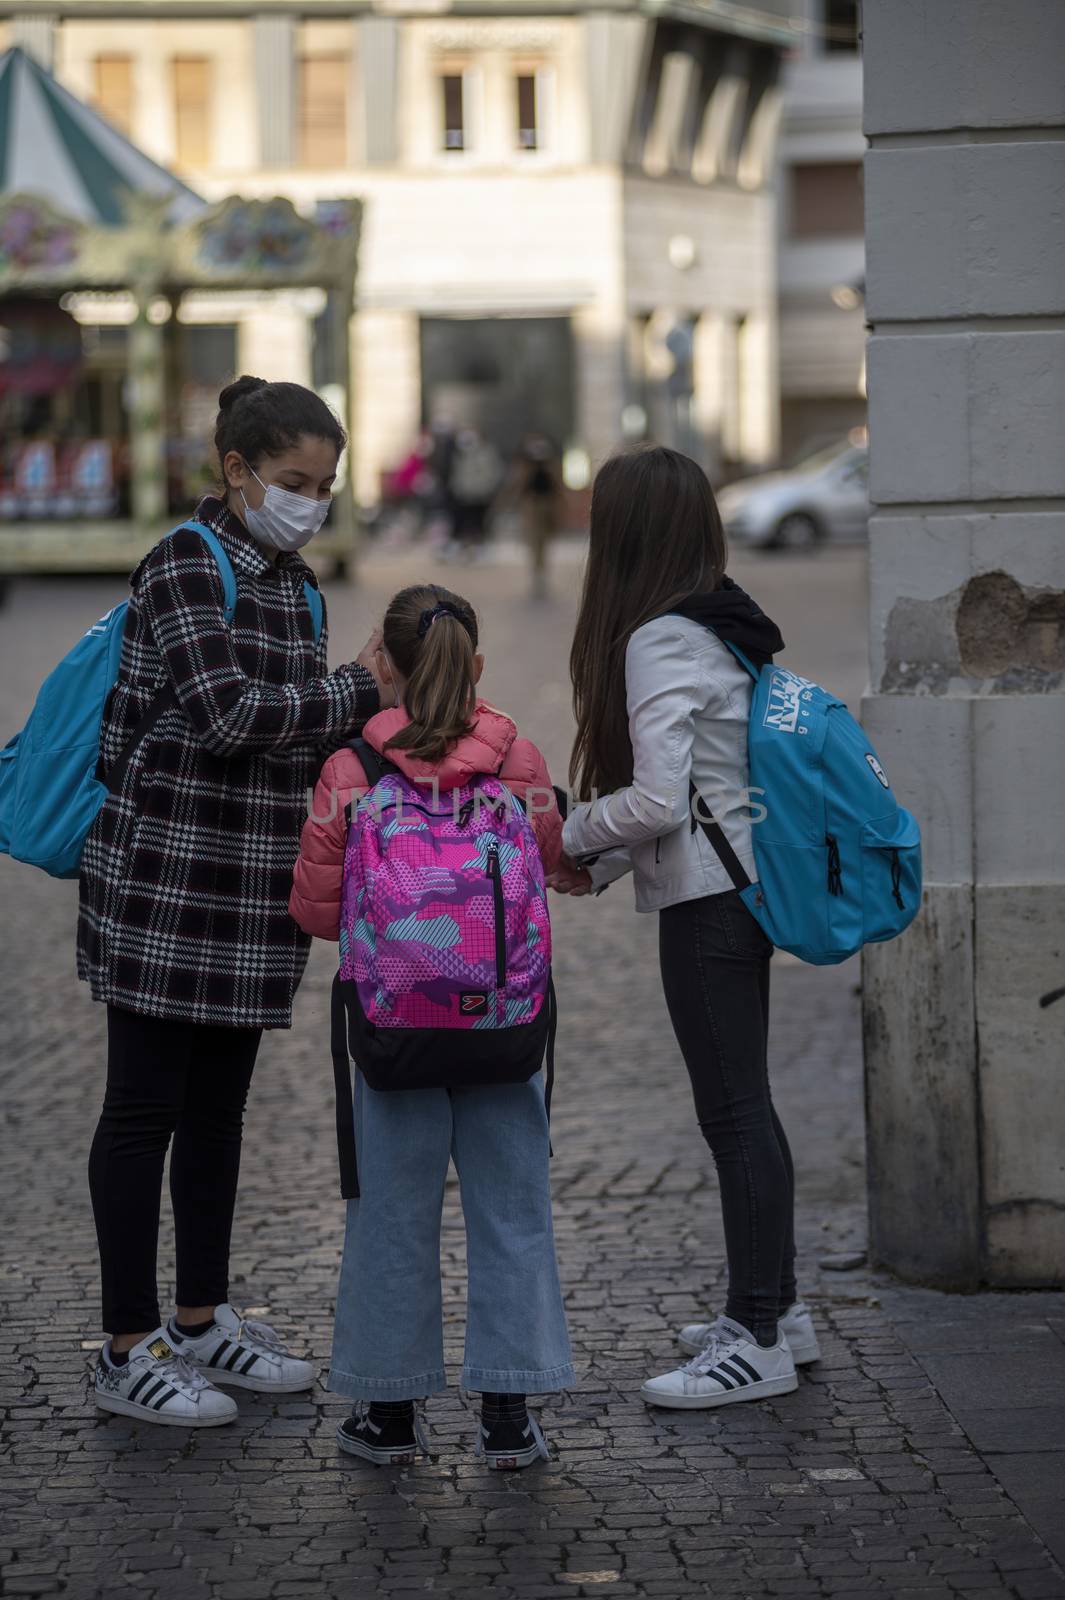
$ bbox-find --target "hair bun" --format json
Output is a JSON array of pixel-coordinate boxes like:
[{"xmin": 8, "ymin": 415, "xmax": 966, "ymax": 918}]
[{"xmin": 217, "ymin": 375, "xmax": 268, "ymax": 412}]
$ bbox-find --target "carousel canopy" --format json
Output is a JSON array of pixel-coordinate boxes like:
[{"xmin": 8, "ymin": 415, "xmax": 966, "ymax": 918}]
[{"xmin": 0, "ymin": 46, "xmax": 204, "ymax": 227}]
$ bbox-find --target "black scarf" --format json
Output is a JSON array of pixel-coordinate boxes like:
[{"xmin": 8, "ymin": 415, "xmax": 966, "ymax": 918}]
[{"xmin": 670, "ymin": 576, "xmax": 784, "ymax": 672}]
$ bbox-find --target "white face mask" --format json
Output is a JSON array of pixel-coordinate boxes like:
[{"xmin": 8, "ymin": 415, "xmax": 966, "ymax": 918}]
[{"xmin": 240, "ymin": 466, "xmax": 330, "ymax": 552}]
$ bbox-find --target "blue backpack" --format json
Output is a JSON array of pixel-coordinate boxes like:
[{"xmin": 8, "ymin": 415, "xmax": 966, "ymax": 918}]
[
  {"xmin": 0, "ymin": 520, "xmax": 323, "ymax": 881},
  {"xmin": 694, "ymin": 645, "xmax": 921, "ymax": 965}
]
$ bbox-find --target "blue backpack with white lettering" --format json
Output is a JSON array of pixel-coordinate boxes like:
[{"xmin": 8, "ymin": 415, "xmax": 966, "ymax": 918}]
[
  {"xmin": 0, "ymin": 520, "xmax": 323, "ymax": 881},
  {"xmin": 694, "ymin": 645, "xmax": 921, "ymax": 965}
]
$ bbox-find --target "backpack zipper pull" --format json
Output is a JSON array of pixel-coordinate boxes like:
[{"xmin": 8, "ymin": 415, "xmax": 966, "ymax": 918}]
[
  {"xmin": 485, "ymin": 842, "xmax": 506, "ymax": 991},
  {"xmin": 825, "ymin": 834, "xmax": 843, "ymax": 897}
]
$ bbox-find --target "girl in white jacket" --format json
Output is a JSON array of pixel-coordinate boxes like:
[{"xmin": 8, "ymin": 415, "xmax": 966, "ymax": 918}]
[{"xmin": 554, "ymin": 445, "xmax": 821, "ymax": 1410}]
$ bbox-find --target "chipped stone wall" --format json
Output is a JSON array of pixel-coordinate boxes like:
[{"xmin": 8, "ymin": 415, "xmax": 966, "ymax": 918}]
[{"xmin": 860, "ymin": 0, "xmax": 1065, "ymax": 1287}]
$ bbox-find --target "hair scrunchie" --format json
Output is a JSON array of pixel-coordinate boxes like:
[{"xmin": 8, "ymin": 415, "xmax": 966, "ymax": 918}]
[{"xmin": 417, "ymin": 602, "xmax": 463, "ymax": 639}]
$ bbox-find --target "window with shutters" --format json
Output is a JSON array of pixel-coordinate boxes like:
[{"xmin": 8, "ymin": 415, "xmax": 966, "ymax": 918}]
[
  {"xmin": 93, "ymin": 55, "xmax": 133, "ymax": 137},
  {"xmin": 172, "ymin": 57, "xmax": 210, "ymax": 169},
  {"xmin": 442, "ymin": 74, "xmax": 465, "ymax": 152},
  {"xmin": 298, "ymin": 55, "xmax": 350, "ymax": 167},
  {"xmin": 516, "ymin": 74, "xmax": 537, "ymax": 151}
]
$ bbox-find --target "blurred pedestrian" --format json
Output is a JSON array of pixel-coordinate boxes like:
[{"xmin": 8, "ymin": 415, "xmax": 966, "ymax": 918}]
[
  {"xmin": 499, "ymin": 433, "xmax": 565, "ymax": 597},
  {"xmin": 449, "ymin": 427, "xmax": 503, "ymax": 557},
  {"xmin": 82, "ymin": 374, "xmax": 388, "ymax": 1428}
]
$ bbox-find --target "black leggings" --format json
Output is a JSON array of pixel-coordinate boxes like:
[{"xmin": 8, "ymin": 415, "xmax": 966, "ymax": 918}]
[
  {"xmin": 659, "ymin": 890, "xmax": 796, "ymax": 1346},
  {"xmin": 89, "ymin": 1005, "xmax": 261, "ymax": 1335}
]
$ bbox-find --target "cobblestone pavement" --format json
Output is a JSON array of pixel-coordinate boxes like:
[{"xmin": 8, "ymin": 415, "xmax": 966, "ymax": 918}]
[{"xmin": 2, "ymin": 542, "xmax": 1063, "ymax": 1600}]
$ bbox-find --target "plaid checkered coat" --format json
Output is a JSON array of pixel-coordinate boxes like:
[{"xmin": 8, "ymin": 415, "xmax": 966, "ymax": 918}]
[{"xmin": 77, "ymin": 496, "xmax": 379, "ymax": 1028}]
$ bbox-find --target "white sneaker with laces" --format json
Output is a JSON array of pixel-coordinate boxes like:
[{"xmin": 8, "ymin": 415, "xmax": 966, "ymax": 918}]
[
  {"xmin": 172, "ymin": 1304, "xmax": 315, "ymax": 1393},
  {"xmin": 642, "ymin": 1317, "xmax": 798, "ymax": 1410},
  {"xmin": 93, "ymin": 1330, "xmax": 238, "ymax": 1427},
  {"xmin": 678, "ymin": 1301, "xmax": 821, "ymax": 1365}
]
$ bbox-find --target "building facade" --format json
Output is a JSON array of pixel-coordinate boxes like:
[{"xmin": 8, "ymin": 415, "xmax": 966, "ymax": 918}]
[{"xmin": 1, "ymin": 0, "xmax": 791, "ymax": 505}]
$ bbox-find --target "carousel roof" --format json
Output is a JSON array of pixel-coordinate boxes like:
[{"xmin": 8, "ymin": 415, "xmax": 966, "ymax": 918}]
[{"xmin": 0, "ymin": 46, "xmax": 205, "ymax": 227}]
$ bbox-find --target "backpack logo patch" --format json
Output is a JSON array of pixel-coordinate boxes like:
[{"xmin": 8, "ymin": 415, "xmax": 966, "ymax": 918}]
[
  {"xmin": 459, "ymin": 991, "xmax": 489, "ymax": 1016},
  {"xmin": 762, "ymin": 669, "xmax": 814, "ymax": 735},
  {"xmin": 865, "ymin": 753, "xmax": 890, "ymax": 789}
]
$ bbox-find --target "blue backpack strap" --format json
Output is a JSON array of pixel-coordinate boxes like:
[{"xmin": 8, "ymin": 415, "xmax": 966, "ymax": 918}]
[
  {"xmin": 105, "ymin": 522, "xmax": 235, "ymax": 794},
  {"xmin": 178, "ymin": 520, "xmax": 237, "ymax": 625},
  {"xmin": 302, "ymin": 579, "xmax": 323, "ymax": 644},
  {"xmin": 721, "ymin": 638, "xmax": 761, "ymax": 682}
]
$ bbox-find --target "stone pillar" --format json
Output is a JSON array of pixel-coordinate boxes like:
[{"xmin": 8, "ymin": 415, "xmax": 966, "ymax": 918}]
[
  {"xmin": 861, "ymin": 0, "xmax": 1065, "ymax": 1287},
  {"xmin": 238, "ymin": 300, "xmax": 311, "ymax": 387},
  {"xmin": 693, "ymin": 313, "xmax": 725, "ymax": 480},
  {"xmin": 583, "ymin": 13, "xmax": 648, "ymax": 165},
  {"xmin": 358, "ymin": 16, "xmax": 399, "ymax": 165},
  {"xmin": 573, "ymin": 301, "xmax": 626, "ymax": 471},
  {"xmin": 253, "ymin": 13, "xmax": 296, "ymax": 168},
  {"xmin": 352, "ymin": 309, "xmax": 420, "ymax": 507},
  {"xmin": 128, "ymin": 291, "xmax": 167, "ymax": 528}
]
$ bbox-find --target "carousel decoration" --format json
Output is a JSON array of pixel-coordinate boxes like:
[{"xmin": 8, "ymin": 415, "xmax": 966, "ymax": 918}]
[{"xmin": 0, "ymin": 45, "xmax": 361, "ymax": 577}]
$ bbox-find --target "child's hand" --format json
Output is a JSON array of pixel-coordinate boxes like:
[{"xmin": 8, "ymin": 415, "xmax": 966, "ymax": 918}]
[{"xmin": 546, "ymin": 855, "xmax": 593, "ymax": 896}]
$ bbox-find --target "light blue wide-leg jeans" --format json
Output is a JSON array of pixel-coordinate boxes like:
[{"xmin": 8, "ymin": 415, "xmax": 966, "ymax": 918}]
[{"xmin": 329, "ymin": 1070, "xmax": 575, "ymax": 1401}]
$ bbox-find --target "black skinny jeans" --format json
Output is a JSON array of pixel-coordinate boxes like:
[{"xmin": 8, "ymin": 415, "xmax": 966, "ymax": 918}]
[
  {"xmin": 89, "ymin": 1005, "xmax": 261, "ymax": 1335},
  {"xmin": 659, "ymin": 889, "xmax": 797, "ymax": 1346}
]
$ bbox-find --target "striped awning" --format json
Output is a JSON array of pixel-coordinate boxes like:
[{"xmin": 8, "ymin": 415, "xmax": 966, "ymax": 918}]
[{"xmin": 0, "ymin": 46, "xmax": 205, "ymax": 226}]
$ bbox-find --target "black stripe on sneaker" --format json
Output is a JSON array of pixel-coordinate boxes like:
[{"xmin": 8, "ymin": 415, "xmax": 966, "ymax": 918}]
[
  {"xmin": 238, "ymin": 1352, "xmax": 260, "ymax": 1376},
  {"xmin": 208, "ymin": 1340, "xmax": 232, "ymax": 1367},
  {"xmin": 728, "ymin": 1354, "xmax": 763, "ymax": 1383},
  {"xmin": 127, "ymin": 1373, "xmax": 153, "ymax": 1401},
  {"xmin": 224, "ymin": 1346, "xmax": 245, "ymax": 1371},
  {"xmin": 707, "ymin": 1367, "xmax": 736, "ymax": 1389},
  {"xmin": 718, "ymin": 1361, "xmax": 751, "ymax": 1386},
  {"xmin": 151, "ymin": 1387, "xmax": 177, "ymax": 1410},
  {"xmin": 141, "ymin": 1379, "xmax": 166, "ymax": 1404}
]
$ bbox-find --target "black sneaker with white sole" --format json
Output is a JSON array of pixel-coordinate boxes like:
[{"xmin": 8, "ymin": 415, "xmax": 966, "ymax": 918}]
[
  {"xmin": 337, "ymin": 1402, "xmax": 430, "ymax": 1466},
  {"xmin": 93, "ymin": 1331, "xmax": 238, "ymax": 1427},
  {"xmin": 475, "ymin": 1407, "xmax": 550, "ymax": 1470},
  {"xmin": 169, "ymin": 1303, "xmax": 314, "ymax": 1393}
]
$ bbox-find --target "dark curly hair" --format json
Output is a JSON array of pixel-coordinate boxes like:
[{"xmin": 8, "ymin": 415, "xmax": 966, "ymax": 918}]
[{"xmin": 214, "ymin": 375, "xmax": 347, "ymax": 485}]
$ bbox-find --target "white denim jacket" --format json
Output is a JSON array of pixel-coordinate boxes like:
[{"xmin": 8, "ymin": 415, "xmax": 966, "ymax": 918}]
[{"xmin": 562, "ymin": 614, "xmax": 756, "ymax": 912}]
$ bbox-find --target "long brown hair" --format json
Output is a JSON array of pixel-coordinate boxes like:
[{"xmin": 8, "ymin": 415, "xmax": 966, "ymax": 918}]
[
  {"xmin": 569, "ymin": 446, "xmax": 727, "ymax": 799},
  {"xmin": 382, "ymin": 584, "xmax": 479, "ymax": 763}
]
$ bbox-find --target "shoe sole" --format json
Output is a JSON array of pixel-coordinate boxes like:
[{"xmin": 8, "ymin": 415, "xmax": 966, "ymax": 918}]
[
  {"xmin": 336, "ymin": 1425, "xmax": 418, "ymax": 1466},
  {"xmin": 480, "ymin": 1441, "xmax": 546, "ymax": 1470},
  {"xmin": 677, "ymin": 1332, "xmax": 821, "ymax": 1365},
  {"xmin": 204, "ymin": 1371, "xmax": 315, "ymax": 1394},
  {"xmin": 640, "ymin": 1372, "xmax": 799, "ymax": 1410},
  {"xmin": 95, "ymin": 1392, "xmax": 236, "ymax": 1427}
]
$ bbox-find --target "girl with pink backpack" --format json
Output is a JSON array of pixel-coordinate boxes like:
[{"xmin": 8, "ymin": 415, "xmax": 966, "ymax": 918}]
[{"xmin": 290, "ymin": 583, "xmax": 574, "ymax": 1468}]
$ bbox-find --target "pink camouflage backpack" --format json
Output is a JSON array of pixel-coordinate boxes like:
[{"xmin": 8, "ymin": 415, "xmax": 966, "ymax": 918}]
[{"xmin": 330, "ymin": 738, "xmax": 556, "ymax": 1196}]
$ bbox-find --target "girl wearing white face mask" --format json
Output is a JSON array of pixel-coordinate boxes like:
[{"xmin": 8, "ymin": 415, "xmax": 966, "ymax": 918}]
[{"xmin": 80, "ymin": 375, "xmax": 393, "ymax": 1429}]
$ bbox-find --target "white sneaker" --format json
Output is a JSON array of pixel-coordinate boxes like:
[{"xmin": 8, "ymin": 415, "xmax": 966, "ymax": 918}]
[
  {"xmin": 678, "ymin": 1301, "xmax": 821, "ymax": 1365},
  {"xmin": 170, "ymin": 1304, "xmax": 315, "ymax": 1393},
  {"xmin": 93, "ymin": 1330, "xmax": 238, "ymax": 1427},
  {"xmin": 642, "ymin": 1317, "xmax": 798, "ymax": 1410}
]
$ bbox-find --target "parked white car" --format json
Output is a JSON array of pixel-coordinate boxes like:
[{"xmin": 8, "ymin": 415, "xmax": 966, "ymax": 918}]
[{"xmin": 716, "ymin": 440, "xmax": 870, "ymax": 548}]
